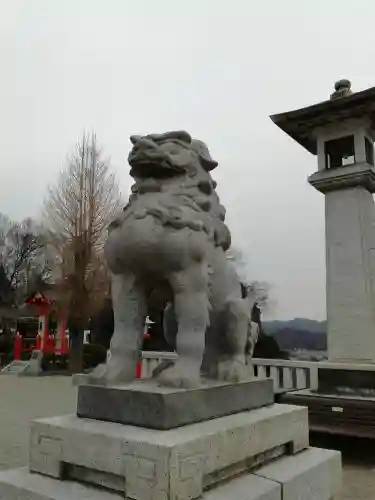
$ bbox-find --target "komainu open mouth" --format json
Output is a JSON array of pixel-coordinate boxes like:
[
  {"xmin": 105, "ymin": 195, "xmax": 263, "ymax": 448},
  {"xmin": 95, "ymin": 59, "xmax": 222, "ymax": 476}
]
[{"xmin": 129, "ymin": 159, "xmax": 184, "ymax": 179}]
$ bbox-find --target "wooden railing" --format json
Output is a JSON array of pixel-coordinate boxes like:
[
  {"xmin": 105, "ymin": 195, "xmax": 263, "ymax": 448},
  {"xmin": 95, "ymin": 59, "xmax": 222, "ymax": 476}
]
[{"xmin": 140, "ymin": 352, "xmax": 318, "ymax": 394}]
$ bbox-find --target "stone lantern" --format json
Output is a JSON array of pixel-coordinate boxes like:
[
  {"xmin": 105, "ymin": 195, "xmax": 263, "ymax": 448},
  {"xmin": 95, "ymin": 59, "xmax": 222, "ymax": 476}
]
[{"xmin": 271, "ymin": 79, "xmax": 375, "ymax": 363}]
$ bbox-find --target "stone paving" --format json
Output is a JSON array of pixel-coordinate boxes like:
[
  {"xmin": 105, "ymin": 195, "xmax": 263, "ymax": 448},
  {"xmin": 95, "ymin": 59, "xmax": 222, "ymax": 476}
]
[
  {"xmin": 0, "ymin": 375, "xmax": 373, "ymax": 499},
  {"xmin": 0, "ymin": 376, "xmax": 77, "ymax": 471}
]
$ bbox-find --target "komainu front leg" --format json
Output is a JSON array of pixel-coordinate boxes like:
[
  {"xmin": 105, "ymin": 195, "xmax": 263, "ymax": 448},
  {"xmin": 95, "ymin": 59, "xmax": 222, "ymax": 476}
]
[
  {"xmin": 156, "ymin": 265, "xmax": 210, "ymax": 388},
  {"xmin": 87, "ymin": 272, "xmax": 146, "ymax": 386}
]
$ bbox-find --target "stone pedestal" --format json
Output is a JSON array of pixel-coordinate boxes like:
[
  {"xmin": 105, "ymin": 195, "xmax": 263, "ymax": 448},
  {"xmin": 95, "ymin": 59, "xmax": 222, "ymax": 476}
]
[
  {"xmin": 0, "ymin": 380, "xmax": 341, "ymax": 500},
  {"xmin": 77, "ymin": 378, "xmax": 274, "ymax": 429},
  {"xmin": 317, "ymin": 363, "xmax": 375, "ymax": 395}
]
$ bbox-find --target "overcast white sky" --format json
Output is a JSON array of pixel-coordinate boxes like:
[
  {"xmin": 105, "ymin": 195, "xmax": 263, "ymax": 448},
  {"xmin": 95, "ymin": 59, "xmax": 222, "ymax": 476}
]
[{"xmin": 2, "ymin": 0, "xmax": 375, "ymax": 320}]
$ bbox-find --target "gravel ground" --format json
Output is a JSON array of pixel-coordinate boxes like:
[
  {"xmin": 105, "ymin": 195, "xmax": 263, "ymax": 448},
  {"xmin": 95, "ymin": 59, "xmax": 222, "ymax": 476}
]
[{"xmin": 0, "ymin": 375, "xmax": 373, "ymax": 499}]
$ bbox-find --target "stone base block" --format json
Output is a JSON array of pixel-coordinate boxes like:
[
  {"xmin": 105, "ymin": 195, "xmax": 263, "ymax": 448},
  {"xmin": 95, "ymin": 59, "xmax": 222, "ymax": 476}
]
[
  {"xmin": 206, "ymin": 447, "xmax": 341, "ymax": 500},
  {"xmin": 206, "ymin": 473, "xmax": 281, "ymax": 500},
  {"xmin": 77, "ymin": 378, "xmax": 274, "ymax": 429},
  {"xmin": 254, "ymin": 447, "xmax": 341, "ymax": 500},
  {"xmin": 29, "ymin": 404, "xmax": 309, "ymax": 500},
  {"xmin": 0, "ymin": 467, "xmax": 120, "ymax": 500},
  {"xmin": 0, "ymin": 447, "xmax": 341, "ymax": 500}
]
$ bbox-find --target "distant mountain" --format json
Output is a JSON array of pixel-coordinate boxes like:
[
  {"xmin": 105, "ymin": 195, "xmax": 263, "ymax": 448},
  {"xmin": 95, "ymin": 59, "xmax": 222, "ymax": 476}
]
[
  {"xmin": 263, "ymin": 318, "xmax": 327, "ymax": 351},
  {"xmin": 264, "ymin": 318, "xmax": 326, "ymax": 334}
]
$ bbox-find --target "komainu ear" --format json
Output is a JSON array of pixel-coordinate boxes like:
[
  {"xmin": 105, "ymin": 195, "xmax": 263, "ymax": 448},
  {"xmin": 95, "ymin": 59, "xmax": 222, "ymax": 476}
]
[{"xmin": 191, "ymin": 139, "xmax": 218, "ymax": 171}]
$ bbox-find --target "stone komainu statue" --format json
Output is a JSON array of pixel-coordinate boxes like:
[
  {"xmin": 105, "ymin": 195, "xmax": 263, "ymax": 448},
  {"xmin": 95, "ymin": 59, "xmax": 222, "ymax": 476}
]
[{"xmin": 89, "ymin": 131, "xmax": 258, "ymax": 388}]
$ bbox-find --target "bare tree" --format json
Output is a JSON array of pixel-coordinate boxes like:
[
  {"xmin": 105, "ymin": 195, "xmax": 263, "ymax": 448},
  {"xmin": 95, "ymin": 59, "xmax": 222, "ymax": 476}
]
[
  {"xmin": 0, "ymin": 214, "xmax": 50, "ymax": 306},
  {"xmin": 225, "ymin": 247, "xmax": 249, "ymax": 283},
  {"xmin": 226, "ymin": 246, "xmax": 270, "ymax": 310},
  {"xmin": 44, "ymin": 132, "xmax": 122, "ymax": 373},
  {"xmin": 245, "ymin": 280, "xmax": 270, "ymax": 310}
]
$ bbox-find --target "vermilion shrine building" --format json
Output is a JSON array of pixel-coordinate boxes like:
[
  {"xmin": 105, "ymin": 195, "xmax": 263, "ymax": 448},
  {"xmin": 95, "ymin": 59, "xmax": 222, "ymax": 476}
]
[{"xmin": 19, "ymin": 289, "xmax": 69, "ymax": 357}]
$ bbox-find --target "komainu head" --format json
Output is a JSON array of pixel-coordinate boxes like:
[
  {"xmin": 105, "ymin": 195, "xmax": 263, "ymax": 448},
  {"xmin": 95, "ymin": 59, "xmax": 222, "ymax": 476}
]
[{"xmin": 128, "ymin": 130, "xmax": 218, "ymax": 180}]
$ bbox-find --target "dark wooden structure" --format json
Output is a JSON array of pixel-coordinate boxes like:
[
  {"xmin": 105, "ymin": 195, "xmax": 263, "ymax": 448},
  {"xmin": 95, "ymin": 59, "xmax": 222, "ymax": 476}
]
[
  {"xmin": 279, "ymin": 390, "xmax": 375, "ymax": 439},
  {"xmin": 279, "ymin": 365, "xmax": 375, "ymax": 439}
]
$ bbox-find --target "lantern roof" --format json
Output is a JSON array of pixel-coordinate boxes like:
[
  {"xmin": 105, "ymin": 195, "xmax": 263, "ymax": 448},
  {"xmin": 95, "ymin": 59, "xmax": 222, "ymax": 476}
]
[{"xmin": 270, "ymin": 80, "xmax": 375, "ymax": 155}]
